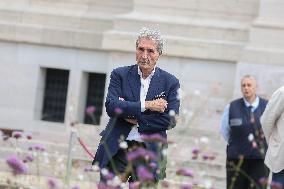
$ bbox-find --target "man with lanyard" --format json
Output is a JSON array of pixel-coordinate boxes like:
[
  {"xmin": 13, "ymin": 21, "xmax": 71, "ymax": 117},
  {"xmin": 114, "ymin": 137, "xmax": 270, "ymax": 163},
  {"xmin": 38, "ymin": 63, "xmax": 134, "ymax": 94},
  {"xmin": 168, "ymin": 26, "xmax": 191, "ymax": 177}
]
[{"xmin": 220, "ymin": 75, "xmax": 269, "ymax": 189}]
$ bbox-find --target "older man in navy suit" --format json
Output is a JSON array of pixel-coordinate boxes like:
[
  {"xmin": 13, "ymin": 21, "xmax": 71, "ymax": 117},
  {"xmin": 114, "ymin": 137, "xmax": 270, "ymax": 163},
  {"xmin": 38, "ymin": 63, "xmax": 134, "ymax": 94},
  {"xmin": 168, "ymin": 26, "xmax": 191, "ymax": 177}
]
[{"xmin": 92, "ymin": 27, "xmax": 180, "ymax": 186}]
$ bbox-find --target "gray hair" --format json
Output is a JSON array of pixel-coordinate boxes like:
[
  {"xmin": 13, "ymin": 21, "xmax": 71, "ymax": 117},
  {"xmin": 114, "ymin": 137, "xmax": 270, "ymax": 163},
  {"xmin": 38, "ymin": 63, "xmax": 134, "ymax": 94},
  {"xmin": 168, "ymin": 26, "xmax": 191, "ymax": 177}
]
[{"xmin": 136, "ymin": 27, "xmax": 164, "ymax": 55}]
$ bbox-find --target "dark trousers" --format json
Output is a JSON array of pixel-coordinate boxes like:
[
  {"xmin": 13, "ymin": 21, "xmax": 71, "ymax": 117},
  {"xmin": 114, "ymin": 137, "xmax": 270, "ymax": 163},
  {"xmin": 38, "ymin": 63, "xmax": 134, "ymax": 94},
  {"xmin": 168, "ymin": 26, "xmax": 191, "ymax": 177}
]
[
  {"xmin": 100, "ymin": 140, "xmax": 149, "ymax": 183},
  {"xmin": 272, "ymin": 169, "xmax": 284, "ymax": 189},
  {"xmin": 226, "ymin": 158, "xmax": 269, "ymax": 189}
]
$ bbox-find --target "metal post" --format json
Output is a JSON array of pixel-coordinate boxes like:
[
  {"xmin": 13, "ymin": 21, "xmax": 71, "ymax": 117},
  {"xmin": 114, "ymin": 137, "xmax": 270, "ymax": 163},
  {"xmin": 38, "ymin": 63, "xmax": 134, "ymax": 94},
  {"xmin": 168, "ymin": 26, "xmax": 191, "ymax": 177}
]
[{"xmin": 65, "ymin": 130, "xmax": 77, "ymax": 188}]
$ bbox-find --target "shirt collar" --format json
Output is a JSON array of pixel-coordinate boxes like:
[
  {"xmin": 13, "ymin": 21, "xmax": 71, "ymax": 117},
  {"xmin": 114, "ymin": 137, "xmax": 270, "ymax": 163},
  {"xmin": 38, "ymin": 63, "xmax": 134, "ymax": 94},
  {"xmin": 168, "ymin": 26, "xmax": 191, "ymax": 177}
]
[
  {"xmin": 243, "ymin": 96, "xmax": 259, "ymax": 109},
  {"xmin": 138, "ymin": 66, "xmax": 156, "ymax": 80}
]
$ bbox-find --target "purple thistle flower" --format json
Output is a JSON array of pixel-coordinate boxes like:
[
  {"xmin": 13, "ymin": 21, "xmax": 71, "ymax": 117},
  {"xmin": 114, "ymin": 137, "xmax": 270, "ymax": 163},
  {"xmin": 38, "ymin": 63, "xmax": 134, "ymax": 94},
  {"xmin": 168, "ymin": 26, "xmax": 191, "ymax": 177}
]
[
  {"xmin": 191, "ymin": 147, "xmax": 200, "ymax": 155},
  {"xmin": 6, "ymin": 155, "xmax": 28, "ymax": 175},
  {"xmin": 26, "ymin": 133, "xmax": 32, "ymax": 140},
  {"xmin": 29, "ymin": 144, "xmax": 45, "ymax": 152},
  {"xmin": 129, "ymin": 181, "xmax": 140, "ymax": 189},
  {"xmin": 161, "ymin": 180, "xmax": 170, "ymax": 188},
  {"xmin": 202, "ymin": 153, "xmax": 209, "ymax": 161},
  {"xmin": 180, "ymin": 183, "xmax": 192, "ymax": 189},
  {"xmin": 149, "ymin": 162, "xmax": 157, "ymax": 169},
  {"xmin": 71, "ymin": 185, "xmax": 80, "ymax": 189},
  {"xmin": 141, "ymin": 134, "xmax": 167, "ymax": 144},
  {"xmin": 127, "ymin": 147, "xmax": 157, "ymax": 162},
  {"xmin": 84, "ymin": 165, "xmax": 94, "ymax": 172},
  {"xmin": 114, "ymin": 107, "xmax": 123, "ymax": 115},
  {"xmin": 102, "ymin": 172, "xmax": 115, "ymax": 181},
  {"xmin": 176, "ymin": 168, "xmax": 194, "ymax": 177},
  {"xmin": 86, "ymin": 106, "xmax": 96, "ymax": 115},
  {"xmin": 47, "ymin": 178, "xmax": 58, "ymax": 189},
  {"xmin": 192, "ymin": 154, "xmax": 198, "ymax": 160},
  {"xmin": 97, "ymin": 182, "xmax": 119, "ymax": 189},
  {"xmin": 208, "ymin": 154, "xmax": 216, "ymax": 161},
  {"xmin": 136, "ymin": 166, "xmax": 154, "ymax": 182},
  {"xmin": 258, "ymin": 177, "xmax": 268, "ymax": 185},
  {"xmin": 12, "ymin": 131, "xmax": 23, "ymax": 139},
  {"xmin": 270, "ymin": 181, "xmax": 283, "ymax": 189},
  {"xmin": 24, "ymin": 154, "xmax": 34, "ymax": 162}
]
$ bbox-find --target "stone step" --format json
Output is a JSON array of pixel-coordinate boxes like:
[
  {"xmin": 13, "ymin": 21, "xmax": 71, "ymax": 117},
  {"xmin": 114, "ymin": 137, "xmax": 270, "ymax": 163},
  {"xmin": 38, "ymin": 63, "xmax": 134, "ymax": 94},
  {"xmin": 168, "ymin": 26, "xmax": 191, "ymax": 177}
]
[
  {"xmin": 133, "ymin": 0, "xmax": 258, "ymax": 22},
  {"xmin": 102, "ymin": 30, "xmax": 244, "ymax": 62},
  {"xmin": 114, "ymin": 12, "xmax": 249, "ymax": 42},
  {"xmin": 0, "ymin": 0, "xmax": 132, "ymax": 14},
  {"xmin": 0, "ymin": 21, "xmax": 104, "ymax": 49},
  {"xmin": 0, "ymin": 6, "xmax": 114, "ymax": 31}
]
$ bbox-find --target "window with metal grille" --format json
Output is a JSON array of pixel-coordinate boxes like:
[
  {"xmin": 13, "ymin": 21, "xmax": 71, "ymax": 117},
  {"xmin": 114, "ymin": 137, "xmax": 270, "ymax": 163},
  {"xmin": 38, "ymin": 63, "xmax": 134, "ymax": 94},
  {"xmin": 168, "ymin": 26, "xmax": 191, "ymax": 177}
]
[
  {"xmin": 84, "ymin": 73, "xmax": 106, "ymax": 125},
  {"xmin": 41, "ymin": 68, "xmax": 69, "ymax": 123}
]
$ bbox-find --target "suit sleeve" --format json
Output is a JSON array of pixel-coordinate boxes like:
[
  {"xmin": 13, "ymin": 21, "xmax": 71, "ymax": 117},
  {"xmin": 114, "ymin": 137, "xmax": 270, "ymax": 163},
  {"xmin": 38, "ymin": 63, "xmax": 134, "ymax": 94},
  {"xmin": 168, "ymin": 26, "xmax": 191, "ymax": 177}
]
[
  {"xmin": 105, "ymin": 70, "xmax": 141, "ymax": 118},
  {"xmin": 261, "ymin": 89, "xmax": 284, "ymax": 143},
  {"xmin": 138, "ymin": 79, "xmax": 180, "ymax": 133}
]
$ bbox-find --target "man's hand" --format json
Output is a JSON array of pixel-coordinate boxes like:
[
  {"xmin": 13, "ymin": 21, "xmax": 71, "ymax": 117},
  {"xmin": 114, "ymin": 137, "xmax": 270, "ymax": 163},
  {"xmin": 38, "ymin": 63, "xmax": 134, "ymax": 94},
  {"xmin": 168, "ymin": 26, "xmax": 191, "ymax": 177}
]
[
  {"xmin": 125, "ymin": 118, "xmax": 138, "ymax": 125},
  {"xmin": 145, "ymin": 98, "xmax": 168, "ymax": 113}
]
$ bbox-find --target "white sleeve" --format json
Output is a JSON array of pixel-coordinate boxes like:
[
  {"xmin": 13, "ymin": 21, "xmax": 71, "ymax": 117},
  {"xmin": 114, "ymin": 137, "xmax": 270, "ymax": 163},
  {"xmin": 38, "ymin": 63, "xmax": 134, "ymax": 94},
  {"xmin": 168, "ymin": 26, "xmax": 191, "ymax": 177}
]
[
  {"xmin": 261, "ymin": 89, "xmax": 284, "ymax": 143},
  {"xmin": 220, "ymin": 104, "xmax": 230, "ymax": 143}
]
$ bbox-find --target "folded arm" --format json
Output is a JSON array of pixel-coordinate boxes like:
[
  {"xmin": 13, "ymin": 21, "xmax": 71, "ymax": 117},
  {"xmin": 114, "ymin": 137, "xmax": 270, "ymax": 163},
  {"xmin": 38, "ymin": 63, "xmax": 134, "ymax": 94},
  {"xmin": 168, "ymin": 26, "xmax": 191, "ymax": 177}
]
[
  {"xmin": 105, "ymin": 70, "xmax": 141, "ymax": 118},
  {"xmin": 138, "ymin": 79, "xmax": 180, "ymax": 133}
]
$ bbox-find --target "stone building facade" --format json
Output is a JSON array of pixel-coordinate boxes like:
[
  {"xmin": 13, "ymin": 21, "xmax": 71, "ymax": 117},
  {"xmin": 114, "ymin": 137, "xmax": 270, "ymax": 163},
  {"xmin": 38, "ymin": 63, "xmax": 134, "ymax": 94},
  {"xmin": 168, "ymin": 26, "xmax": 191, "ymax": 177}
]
[{"xmin": 0, "ymin": 0, "xmax": 283, "ymax": 135}]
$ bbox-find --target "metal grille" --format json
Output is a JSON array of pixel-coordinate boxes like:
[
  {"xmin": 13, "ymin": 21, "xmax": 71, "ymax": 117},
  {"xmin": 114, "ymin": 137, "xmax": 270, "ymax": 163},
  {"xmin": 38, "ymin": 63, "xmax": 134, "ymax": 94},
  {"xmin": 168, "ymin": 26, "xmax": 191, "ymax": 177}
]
[
  {"xmin": 84, "ymin": 73, "xmax": 106, "ymax": 125},
  {"xmin": 42, "ymin": 68, "xmax": 69, "ymax": 123}
]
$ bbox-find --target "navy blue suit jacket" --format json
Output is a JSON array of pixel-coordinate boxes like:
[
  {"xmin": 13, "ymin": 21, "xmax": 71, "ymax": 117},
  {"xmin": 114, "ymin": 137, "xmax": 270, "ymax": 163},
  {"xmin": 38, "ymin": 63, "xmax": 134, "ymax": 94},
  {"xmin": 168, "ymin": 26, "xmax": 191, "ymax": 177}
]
[{"xmin": 93, "ymin": 65, "xmax": 180, "ymax": 176}]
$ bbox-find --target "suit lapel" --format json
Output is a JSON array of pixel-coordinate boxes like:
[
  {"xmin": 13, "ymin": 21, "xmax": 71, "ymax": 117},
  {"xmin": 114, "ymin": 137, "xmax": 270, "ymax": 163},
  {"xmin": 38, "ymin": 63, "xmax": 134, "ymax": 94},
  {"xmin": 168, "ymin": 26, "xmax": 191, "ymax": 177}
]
[
  {"xmin": 128, "ymin": 65, "xmax": 141, "ymax": 101},
  {"xmin": 146, "ymin": 68, "xmax": 161, "ymax": 100}
]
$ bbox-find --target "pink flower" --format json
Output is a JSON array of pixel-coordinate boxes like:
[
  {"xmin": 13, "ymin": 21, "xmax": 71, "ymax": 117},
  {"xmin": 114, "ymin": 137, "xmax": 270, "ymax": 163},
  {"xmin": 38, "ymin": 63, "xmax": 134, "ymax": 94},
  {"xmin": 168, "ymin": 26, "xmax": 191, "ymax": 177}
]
[
  {"xmin": 114, "ymin": 107, "xmax": 123, "ymax": 115},
  {"xmin": 192, "ymin": 154, "xmax": 198, "ymax": 160},
  {"xmin": 161, "ymin": 180, "xmax": 170, "ymax": 188},
  {"xmin": 86, "ymin": 106, "xmax": 96, "ymax": 115},
  {"xmin": 84, "ymin": 165, "xmax": 94, "ymax": 172},
  {"xmin": 47, "ymin": 178, "xmax": 58, "ymax": 189},
  {"xmin": 136, "ymin": 166, "xmax": 154, "ymax": 182},
  {"xmin": 6, "ymin": 155, "xmax": 28, "ymax": 175},
  {"xmin": 180, "ymin": 183, "xmax": 192, "ymax": 189},
  {"xmin": 270, "ymin": 181, "xmax": 283, "ymax": 189},
  {"xmin": 259, "ymin": 177, "xmax": 268, "ymax": 185},
  {"xmin": 252, "ymin": 141, "xmax": 258, "ymax": 148},
  {"xmin": 176, "ymin": 168, "xmax": 194, "ymax": 177},
  {"xmin": 26, "ymin": 133, "xmax": 32, "ymax": 140},
  {"xmin": 29, "ymin": 144, "xmax": 45, "ymax": 152},
  {"xmin": 127, "ymin": 148, "xmax": 157, "ymax": 162},
  {"xmin": 71, "ymin": 186, "xmax": 80, "ymax": 189},
  {"xmin": 129, "ymin": 181, "xmax": 140, "ymax": 189},
  {"xmin": 12, "ymin": 131, "xmax": 23, "ymax": 139},
  {"xmin": 97, "ymin": 182, "xmax": 119, "ymax": 189},
  {"xmin": 191, "ymin": 147, "xmax": 200, "ymax": 155},
  {"xmin": 202, "ymin": 153, "xmax": 209, "ymax": 161},
  {"xmin": 24, "ymin": 154, "xmax": 34, "ymax": 162}
]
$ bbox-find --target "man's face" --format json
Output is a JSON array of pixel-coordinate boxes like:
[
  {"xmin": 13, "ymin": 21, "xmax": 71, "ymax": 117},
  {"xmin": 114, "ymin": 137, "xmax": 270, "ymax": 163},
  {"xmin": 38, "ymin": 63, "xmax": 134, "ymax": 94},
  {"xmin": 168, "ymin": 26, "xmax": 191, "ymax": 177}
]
[
  {"xmin": 136, "ymin": 38, "xmax": 160, "ymax": 73},
  {"xmin": 241, "ymin": 77, "xmax": 257, "ymax": 100}
]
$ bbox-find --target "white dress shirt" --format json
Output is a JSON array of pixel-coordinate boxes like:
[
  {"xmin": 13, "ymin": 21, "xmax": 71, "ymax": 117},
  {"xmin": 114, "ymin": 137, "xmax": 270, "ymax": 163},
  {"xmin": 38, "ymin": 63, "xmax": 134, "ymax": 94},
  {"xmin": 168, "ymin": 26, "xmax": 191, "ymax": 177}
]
[
  {"xmin": 126, "ymin": 67, "xmax": 155, "ymax": 141},
  {"xmin": 220, "ymin": 96, "xmax": 260, "ymax": 143}
]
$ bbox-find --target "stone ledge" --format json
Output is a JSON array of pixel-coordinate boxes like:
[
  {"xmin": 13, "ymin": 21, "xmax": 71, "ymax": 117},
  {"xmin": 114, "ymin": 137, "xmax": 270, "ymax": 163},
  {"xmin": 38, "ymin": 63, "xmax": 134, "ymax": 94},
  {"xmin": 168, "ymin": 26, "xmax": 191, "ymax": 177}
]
[
  {"xmin": 102, "ymin": 31, "xmax": 245, "ymax": 62},
  {"xmin": 133, "ymin": 0, "xmax": 258, "ymax": 22},
  {"xmin": 113, "ymin": 12, "xmax": 249, "ymax": 42},
  {"xmin": 0, "ymin": 22, "xmax": 104, "ymax": 50}
]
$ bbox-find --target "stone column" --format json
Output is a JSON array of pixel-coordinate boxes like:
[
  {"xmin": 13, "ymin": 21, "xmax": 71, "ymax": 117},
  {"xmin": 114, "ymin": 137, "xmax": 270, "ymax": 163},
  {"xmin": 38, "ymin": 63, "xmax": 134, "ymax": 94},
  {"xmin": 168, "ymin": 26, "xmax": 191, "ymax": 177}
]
[{"xmin": 234, "ymin": 0, "xmax": 284, "ymax": 98}]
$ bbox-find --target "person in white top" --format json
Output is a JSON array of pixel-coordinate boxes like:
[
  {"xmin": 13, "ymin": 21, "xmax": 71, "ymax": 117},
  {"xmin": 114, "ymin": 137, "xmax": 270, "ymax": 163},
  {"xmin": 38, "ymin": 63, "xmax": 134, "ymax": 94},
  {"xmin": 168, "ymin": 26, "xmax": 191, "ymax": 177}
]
[{"xmin": 261, "ymin": 85, "xmax": 284, "ymax": 187}]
